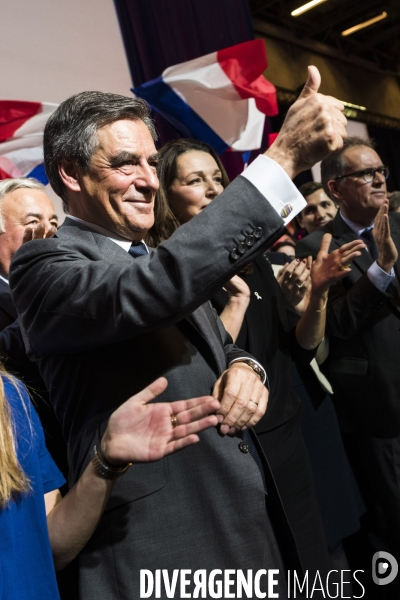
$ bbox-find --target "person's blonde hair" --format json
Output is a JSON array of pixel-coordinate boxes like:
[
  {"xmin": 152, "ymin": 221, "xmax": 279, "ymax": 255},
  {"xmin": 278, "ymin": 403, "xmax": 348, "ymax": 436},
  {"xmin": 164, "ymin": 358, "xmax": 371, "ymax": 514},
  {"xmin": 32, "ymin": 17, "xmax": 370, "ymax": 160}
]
[{"xmin": 0, "ymin": 365, "xmax": 30, "ymax": 507}]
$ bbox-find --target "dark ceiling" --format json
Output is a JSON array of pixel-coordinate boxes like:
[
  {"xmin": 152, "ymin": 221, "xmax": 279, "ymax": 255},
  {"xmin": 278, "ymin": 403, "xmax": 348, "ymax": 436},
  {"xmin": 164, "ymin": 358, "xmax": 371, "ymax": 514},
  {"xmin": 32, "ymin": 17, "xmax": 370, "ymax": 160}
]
[{"xmin": 249, "ymin": 0, "xmax": 400, "ymax": 77}]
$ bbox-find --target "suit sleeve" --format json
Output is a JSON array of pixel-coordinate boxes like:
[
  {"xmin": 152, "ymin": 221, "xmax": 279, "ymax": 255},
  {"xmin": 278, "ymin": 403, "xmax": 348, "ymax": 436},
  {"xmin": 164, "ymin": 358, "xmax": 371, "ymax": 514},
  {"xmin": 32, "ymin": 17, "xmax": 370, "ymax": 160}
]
[
  {"xmin": 10, "ymin": 176, "xmax": 287, "ymax": 354},
  {"xmin": 0, "ymin": 320, "xmax": 45, "ymax": 387}
]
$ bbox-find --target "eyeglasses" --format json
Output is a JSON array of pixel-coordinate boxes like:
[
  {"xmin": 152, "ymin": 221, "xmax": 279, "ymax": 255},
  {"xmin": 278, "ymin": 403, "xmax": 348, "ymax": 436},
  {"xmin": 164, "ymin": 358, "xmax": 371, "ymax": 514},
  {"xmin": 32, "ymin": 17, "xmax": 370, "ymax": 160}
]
[{"xmin": 334, "ymin": 166, "xmax": 389, "ymax": 183}]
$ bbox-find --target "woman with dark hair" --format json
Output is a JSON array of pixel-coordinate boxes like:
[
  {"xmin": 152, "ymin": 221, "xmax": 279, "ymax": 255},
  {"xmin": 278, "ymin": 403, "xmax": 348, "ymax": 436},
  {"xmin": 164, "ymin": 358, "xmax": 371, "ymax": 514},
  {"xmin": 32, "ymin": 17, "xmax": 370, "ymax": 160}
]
[
  {"xmin": 152, "ymin": 138, "xmax": 365, "ymax": 583},
  {"xmin": 148, "ymin": 138, "xmax": 229, "ymax": 246}
]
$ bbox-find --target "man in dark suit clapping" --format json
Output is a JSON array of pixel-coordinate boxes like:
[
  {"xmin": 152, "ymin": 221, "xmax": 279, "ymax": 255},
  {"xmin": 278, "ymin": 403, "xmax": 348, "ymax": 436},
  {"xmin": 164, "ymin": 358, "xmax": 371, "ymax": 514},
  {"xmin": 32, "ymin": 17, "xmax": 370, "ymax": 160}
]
[{"xmin": 296, "ymin": 138, "xmax": 400, "ymax": 586}]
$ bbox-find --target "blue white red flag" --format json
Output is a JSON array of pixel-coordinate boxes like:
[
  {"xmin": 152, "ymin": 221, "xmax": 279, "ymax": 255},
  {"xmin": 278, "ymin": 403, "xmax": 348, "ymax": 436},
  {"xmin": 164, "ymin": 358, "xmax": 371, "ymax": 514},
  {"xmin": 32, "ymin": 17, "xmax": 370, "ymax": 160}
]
[
  {"xmin": 0, "ymin": 100, "xmax": 58, "ymax": 183},
  {"xmin": 132, "ymin": 40, "xmax": 277, "ymax": 153}
]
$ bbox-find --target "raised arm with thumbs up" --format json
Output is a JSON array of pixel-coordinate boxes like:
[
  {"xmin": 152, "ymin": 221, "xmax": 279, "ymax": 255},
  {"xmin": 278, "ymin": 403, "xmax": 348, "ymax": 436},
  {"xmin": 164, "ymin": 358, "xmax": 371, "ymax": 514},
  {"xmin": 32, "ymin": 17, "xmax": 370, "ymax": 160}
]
[{"xmin": 266, "ymin": 66, "xmax": 347, "ymax": 179}]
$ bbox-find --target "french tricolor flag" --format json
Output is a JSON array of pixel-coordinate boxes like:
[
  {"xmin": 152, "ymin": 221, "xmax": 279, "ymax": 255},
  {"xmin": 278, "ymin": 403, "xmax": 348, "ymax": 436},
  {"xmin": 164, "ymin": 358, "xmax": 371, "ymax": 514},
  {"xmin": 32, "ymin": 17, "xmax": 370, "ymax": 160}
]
[
  {"xmin": 133, "ymin": 40, "xmax": 277, "ymax": 153},
  {"xmin": 0, "ymin": 100, "xmax": 58, "ymax": 183}
]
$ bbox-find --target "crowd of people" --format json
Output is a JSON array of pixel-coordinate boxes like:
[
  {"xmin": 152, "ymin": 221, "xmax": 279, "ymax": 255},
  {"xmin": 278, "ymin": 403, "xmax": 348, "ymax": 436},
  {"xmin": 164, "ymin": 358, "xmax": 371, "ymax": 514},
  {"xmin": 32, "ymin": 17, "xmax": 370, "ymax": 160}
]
[{"xmin": 0, "ymin": 65, "xmax": 399, "ymax": 599}]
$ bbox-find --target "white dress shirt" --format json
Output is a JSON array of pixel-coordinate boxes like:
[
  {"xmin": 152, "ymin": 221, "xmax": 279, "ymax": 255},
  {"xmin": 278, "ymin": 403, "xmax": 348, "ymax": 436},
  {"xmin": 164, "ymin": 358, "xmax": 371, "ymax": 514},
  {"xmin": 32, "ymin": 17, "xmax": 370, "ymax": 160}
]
[{"xmin": 242, "ymin": 155, "xmax": 306, "ymax": 224}]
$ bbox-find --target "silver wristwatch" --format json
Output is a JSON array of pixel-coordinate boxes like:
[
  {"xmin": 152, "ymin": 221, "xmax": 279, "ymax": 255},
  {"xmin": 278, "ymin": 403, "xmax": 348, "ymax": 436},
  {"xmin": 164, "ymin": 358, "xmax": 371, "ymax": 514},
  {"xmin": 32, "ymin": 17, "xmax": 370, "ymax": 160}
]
[
  {"xmin": 229, "ymin": 358, "xmax": 266, "ymax": 384},
  {"xmin": 92, "ymin": 444, "xmax": 132, "ymax": 480}
]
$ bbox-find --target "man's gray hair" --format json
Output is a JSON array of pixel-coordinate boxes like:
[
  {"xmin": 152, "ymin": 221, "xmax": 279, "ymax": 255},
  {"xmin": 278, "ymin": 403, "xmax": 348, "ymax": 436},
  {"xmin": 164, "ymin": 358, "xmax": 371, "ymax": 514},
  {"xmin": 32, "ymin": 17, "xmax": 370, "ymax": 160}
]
[
  {"xmin": 0, "ymin": 178, "xmax": 45, "ymax": 233},
  {"xmin": 320, "ymin": 137, "xmax": 376, "ymax": 200},
  {"xmin": 43, "ymin": 91, "xmax": 158, "ymax": 212}
]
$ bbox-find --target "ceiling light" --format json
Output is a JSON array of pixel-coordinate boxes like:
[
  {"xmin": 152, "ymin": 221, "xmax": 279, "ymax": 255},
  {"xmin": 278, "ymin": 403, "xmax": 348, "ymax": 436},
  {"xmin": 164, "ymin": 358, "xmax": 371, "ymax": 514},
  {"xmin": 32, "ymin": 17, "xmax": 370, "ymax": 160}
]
[
  {"xmin": 291, "ymin": 0, "xmax": 328, "ymax": 17},
  {"xmin": 342, "ymin": 101, "xmax": 366, "ymax": 111},
  {"xmin": 342, "ymin": 12, "xmax": 388, "ymax": 36}
]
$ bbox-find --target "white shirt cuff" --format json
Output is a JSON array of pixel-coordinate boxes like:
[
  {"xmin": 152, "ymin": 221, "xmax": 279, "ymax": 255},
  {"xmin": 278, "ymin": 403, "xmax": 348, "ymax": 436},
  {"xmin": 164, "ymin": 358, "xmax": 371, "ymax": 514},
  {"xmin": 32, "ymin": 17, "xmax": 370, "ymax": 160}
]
[
  {"xmin": 241, "ymin": 155, "xmax": 306, "ymax": 226},
  {"xmin": 228, "ymin": 357, "xmax": 267, "ymax": 385},
  {"xmin": 367, "ymin": 261, "xmax": 395, "ymax": 293}
]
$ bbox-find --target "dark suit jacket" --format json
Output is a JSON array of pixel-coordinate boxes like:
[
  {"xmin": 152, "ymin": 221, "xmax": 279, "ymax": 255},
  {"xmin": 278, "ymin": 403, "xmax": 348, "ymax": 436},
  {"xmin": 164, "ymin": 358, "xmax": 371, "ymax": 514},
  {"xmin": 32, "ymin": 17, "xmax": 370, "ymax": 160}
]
[
  {"xmin": 0, "ymin": 278, "xmax": 17, "ymax": 329},
  {"xmin": 10, "ymin": 176, "xmax": 296, "ymax": 598},
  {"xmin": 296, "ymin": 212, "xmax": 400, "ymax": 437},
  {"xmin": 0, "ymin": 281, "xmax": 68, "ymax": 476}
]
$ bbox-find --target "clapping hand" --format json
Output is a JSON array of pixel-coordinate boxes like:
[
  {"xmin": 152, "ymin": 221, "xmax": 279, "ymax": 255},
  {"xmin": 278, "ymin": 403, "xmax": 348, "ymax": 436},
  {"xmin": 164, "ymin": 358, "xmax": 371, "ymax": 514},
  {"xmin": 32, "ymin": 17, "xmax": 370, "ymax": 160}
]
[
  {"xmin": 223, "ymin": 275, "xmax": 251, "ymax": 304},
  {"xmin": 100, "ymin": 378, "xmax": 220, "ymax": 465},
  {"xmin": 277, "ymin": 257, "xmax": 312, "ymax": 313},
  {"xmin": 374, "ymin": 200, "xmax": 398, "ymax": 273},
  {"xmin": 23, "ymin": 222, "xmax": 57, "ymax": 244},
  {"xmin": 311, "ymin": 233, "xmax": 365, "ymax": 295}
]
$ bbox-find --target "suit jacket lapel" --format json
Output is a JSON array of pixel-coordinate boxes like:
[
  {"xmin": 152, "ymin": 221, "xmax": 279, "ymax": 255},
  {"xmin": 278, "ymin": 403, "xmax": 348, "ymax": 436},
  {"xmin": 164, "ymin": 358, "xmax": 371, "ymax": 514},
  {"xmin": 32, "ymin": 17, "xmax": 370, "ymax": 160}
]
[
  {"xmin": 331, "ymin": 214, "xmax": 373, "ymax": 276},
  {"xmin": 59, "ymin": 217, "xmax": 132, "ymax": 264},
  {"xmin": 190, "ymin": 304, "xmax": 227, "ymax": 373}
]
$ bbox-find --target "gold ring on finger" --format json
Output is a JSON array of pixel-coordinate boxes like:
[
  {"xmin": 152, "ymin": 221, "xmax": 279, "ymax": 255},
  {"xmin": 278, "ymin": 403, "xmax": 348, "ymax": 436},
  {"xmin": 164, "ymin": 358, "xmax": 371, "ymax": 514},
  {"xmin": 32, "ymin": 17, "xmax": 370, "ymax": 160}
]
[
  {"xmin": 249, "ymin": 399, "xmax": 259, "ymax": 406},
  {"xmin": 295, "ymin": 283, "xmax": 304, "ymax": 289},
  {"xmin": 171, "ymin": 414, "xmax": 178, "ymax": 428},
  {"xmin": 338, "ymin": 264, "xmax": 351, "ymax": 271}
]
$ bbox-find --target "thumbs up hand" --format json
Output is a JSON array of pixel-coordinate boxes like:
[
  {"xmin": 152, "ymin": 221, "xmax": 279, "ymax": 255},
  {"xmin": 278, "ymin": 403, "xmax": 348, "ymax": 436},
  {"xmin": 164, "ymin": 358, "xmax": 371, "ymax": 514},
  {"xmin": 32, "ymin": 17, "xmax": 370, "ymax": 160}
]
[{"xmin": 266, "ymin": 66, "xmax": 347, "ymax": 179}]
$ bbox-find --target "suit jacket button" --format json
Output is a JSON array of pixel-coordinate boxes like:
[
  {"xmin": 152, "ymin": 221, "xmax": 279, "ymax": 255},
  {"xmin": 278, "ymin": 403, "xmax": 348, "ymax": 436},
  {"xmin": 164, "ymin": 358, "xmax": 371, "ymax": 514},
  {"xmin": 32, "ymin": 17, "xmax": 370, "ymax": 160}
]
[
  {"xmin": 253, "ymin": 227, "xmax": 263, "ymax": 239},
  {"xmin": 237, "ymin": 243, "xmax": 246, "ymax": 254},
  {"xmin": 245, "ymin": 235, "xmax": 255, "ymax": 246},
  {"xmin": 239, "ymin": 441, "xmax": 250, "ymax": 453},
  {"xmin": 230, "ymin": 249, "xmax": 240, "ymax": 260}
]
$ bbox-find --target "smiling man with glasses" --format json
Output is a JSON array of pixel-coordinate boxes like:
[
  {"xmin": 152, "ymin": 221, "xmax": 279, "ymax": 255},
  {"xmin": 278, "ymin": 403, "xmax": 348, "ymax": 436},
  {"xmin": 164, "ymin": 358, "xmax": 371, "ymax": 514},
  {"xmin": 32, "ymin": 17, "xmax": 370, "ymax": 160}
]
[{"xmin": 296, "ymin": 137, "xmax": 400, "ymax": 595}]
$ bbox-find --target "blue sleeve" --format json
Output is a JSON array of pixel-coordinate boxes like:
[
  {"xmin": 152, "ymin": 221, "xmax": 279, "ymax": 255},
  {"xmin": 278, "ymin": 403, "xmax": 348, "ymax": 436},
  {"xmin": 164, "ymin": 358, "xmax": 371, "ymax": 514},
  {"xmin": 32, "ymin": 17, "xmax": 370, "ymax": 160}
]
[
  {"xmin": 5, "ymin": 378, "xmax": 67, "ymax": 494},
  {"xmin": 367, "ymin": 261, "xmax": 395, "ymax": 293}
]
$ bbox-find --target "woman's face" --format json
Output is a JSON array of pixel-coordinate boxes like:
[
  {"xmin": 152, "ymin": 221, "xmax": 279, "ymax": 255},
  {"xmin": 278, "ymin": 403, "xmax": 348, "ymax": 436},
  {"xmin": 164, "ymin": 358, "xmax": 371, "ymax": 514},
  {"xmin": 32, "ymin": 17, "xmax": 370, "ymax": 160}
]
[{"xmin": 168, "ymin": 151, "xmax": 224, "ymax": 223}]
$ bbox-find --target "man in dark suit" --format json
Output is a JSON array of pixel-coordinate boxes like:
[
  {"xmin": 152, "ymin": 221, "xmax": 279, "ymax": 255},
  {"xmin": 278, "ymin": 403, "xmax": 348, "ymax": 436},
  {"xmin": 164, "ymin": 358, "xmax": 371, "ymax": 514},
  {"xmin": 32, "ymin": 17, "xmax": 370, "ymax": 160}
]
[
  {"xmin": 10, "ymin": 67, "xmax": 347, "ymax": 598},
  {"xmin": 296, "ymin": 138, "xmax": 400, "ymax": 577}
]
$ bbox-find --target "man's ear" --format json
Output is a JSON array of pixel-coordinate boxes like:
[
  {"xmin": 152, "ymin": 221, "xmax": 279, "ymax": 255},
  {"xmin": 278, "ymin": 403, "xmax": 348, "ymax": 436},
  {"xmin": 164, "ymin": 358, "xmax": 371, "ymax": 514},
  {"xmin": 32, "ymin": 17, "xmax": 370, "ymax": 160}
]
[
  {"xmin": 59, "ymin": 159, "xmax": 82, "ymax": 193},
  {"xmin": 327, "ymin": 179, "xmax": 342, "ymax": 204}
]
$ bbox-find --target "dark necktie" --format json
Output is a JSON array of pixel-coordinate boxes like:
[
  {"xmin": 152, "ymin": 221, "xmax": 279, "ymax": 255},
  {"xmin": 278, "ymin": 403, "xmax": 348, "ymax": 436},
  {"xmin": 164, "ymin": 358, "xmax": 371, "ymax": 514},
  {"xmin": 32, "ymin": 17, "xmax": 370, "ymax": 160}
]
[
  {"xmin": 128, "ymin": 241, "xmax": 148, "ymax": 258},
  {"xmin": 360, "ymin": 228, "xmax": 378, "ymax": 261}
]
